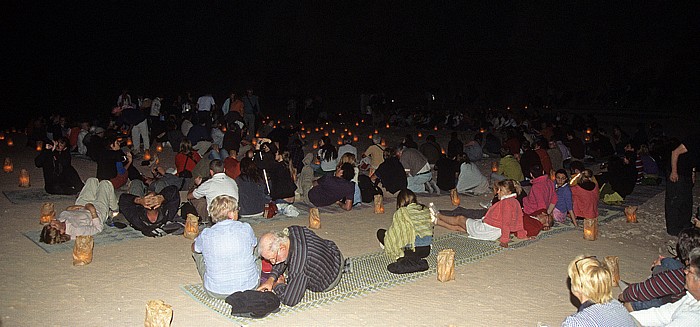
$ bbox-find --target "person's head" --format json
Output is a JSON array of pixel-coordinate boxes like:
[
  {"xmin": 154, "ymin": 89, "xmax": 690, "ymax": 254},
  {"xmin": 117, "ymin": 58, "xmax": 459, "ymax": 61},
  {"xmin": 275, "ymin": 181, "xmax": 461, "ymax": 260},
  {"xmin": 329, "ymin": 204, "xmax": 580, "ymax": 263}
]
[
  {"xmin": 555, "ymin": 169, "xmax": 569, "ymax": 187},
  {"xmin": 239, "ymin": 157, "xmax": 262, "ymax": 182},
  {"xmin": 578, "ymin": 169, "xmax": 596, "ymax": 191},
  {"xmin": 677, "ymin": 228, "xmax": 700, "ymax": 264},
  {"xmin": 685, "ymin": 247, "xmax": 700, "ymax": 299},
  {"xmin": 396, "ymin": 189, "xmax": 419, "ymax": 210},
  {"xmin": 209, "ymin": 159, "xmax": 224, "ymax": 175},
  {"xmin": 338, "ymin": 153, "xmax": 356, "ymax": 167},
  {"xmin": 548, "ymin": 139, "xmax": 558, "ymax": 149},
  {"xmin": 570, "ymin": 161, "xmax": 585, "ymax": 175},
  {"xmin": 536, "ymin": 139, "xmax": 548, "ymax": 150},
  {"xmin": 336, "ymin": 162, "xmax": 354, "ymax": 181},
  {"xmin": 499, "ymin": 146, "xmax": 511, "ymax": 158},
  {"xmin": 320, "ymin": 136, "xmax": 331, "ymax": 147},
  {"xmin": 530, "ymin": 164, "xmax": 544, "ymax": 178},
  {"xmin": 105, "ymin": 135, "xmax": 120, "ymax": 150},
  {"xmin": 383, "ymin": 147, "xmax": 395, "ymax": 160},
  {"xmin": 55, "ymin": 137, "xmax": 69, "ymax": 151},
  {"xmin": 258, "ymin": 229, "xmax": 291, "ymax": 265},
  {"xmin": 567, "ymin": 255, "xmax": 614, "ymax": 304},
  {"xmin": 396, "ymin": 145, "xmax": 406, "ymax": 158},
  {"xmin": 455, "ymin": 152, "xmax": 469, "ymax": 164},
  {"xmin": 494, "ymin": 179, "xmax": 517, "ymax": 198},
  {"xmin": 343, "ymin": 138, "xmax": 353, "ymax": 145},
  {"xmin": 39, "ymin": 223, "xmax": 70, "ymax": 244},
  {"xmin": 623, "ymin": 151, "xmax": 636, "ymax": 165},
  {"xmin": 179, "ymin": 139, "xmax": 194, "ymax": 154},
  {"xmin": 209, "ymin": 195, "xmax": 239, "ymax": 223}
]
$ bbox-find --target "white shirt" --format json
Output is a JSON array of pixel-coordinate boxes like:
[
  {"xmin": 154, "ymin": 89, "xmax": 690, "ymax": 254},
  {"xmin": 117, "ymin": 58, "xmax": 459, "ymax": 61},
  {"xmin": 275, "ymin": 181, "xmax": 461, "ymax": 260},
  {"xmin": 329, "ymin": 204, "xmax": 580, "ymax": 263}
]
[
  {"xmin": 59, "ymin": 209, "xmax": 103, "ymax": 239},
  {"xmin": 192, "ymin": 173, "xmax": 239, "ymax": 211},
  {"xmin": 150, "ymin": 98, "xmax": 161, "ymax": 117},
  {"xmin": 630, "ymin": 292, "xmax": 700, "ymax": 326},
  {"xmin": 197, "ymin": 95, "xmax": 216, "ymax": 112}
]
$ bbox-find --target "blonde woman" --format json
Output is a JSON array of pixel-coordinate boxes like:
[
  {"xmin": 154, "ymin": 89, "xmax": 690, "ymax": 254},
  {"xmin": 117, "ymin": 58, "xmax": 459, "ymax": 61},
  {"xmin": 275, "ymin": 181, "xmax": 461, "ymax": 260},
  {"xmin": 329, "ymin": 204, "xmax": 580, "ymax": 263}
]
[{"xmin": 562, "ymin": 255, "xmax": 635, "ymax": 326}]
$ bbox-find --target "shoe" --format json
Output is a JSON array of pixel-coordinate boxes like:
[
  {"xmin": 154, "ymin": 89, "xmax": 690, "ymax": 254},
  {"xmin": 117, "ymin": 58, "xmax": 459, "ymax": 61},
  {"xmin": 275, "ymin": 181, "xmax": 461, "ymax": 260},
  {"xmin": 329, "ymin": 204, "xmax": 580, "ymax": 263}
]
[
  {"xmin": 387, "ymin": 257, "xmax": 429, "ymax": 274},
  {"xmin": 479, "ymin": 201, "xmax": 492, "ymax": 209},
  {"xmin": 284, "ymin": 204, "xmax": 300, "ymax": 217}
]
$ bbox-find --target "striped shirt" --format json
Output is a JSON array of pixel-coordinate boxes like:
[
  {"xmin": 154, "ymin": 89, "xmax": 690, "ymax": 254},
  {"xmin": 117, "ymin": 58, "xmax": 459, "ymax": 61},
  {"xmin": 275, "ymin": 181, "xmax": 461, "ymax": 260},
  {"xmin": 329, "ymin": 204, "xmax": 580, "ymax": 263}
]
[
  {"xmin": 271, "ymin": 226, "xmax": 343, "ymax": 306},
  {"xmin": 621, "ymin": 268, "xmax": 686, "ymax": 303},
  {"xmin": 562, "ymin": 300, "xmax": 636, "ymax": 327}
]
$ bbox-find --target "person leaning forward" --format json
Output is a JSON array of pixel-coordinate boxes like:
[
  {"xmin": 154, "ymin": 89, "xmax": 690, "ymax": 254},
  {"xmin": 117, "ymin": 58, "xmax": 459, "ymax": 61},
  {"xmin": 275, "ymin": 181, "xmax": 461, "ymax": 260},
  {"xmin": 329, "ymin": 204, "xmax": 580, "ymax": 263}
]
[{"xmin": 257, "ymin": 226, "xmax": 348, "ymax": 306}]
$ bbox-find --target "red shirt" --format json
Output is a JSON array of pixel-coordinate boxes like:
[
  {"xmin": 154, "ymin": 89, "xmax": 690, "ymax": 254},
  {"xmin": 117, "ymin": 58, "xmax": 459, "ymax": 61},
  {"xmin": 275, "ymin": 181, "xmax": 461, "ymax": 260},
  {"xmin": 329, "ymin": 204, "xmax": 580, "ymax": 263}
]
[
  {"xmin": 223, "ymin": 157, "xmax": 241, "ymax": 180},
  {"xmin": 483, "ymin": 196, "xmax": 527, "ymax": 244},
  {"xmin": 571, "ymin": 184, "xmax": 599, "ymax": 219},
  {"xmin": 175, "ymin": 151, "xmax": 201, "ymax": 173},
  {"xmin": 535, "ymin": 148, "xmax": 553, "ymax": 175}
]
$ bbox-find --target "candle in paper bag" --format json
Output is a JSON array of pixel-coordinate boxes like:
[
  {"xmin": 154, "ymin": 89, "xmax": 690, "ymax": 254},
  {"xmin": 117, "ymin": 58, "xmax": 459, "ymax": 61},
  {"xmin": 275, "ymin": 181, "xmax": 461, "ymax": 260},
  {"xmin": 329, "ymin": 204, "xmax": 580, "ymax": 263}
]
[
  {"xmin": 491, "ymin": 161, "xmax": 499, "ymax": 173},
  {"xmin": 155, "ymin": 143, "xmax": 163, "ymax": 152},
  {"xmin": 437, "ymin": 248, "xmax": 455, "ymax": 282},
  {"xmin": 625, "ymin": 206, "xmax": 638, "ymax": 223},
  {"xmin": 36, "ymin": 141, "xmax": 43, "ymax": 152},
  {"xmin": 72, "ymin": 235, "xmax": 94, "ymax": 266},
  {"xmin": 309, "ymin": 208, "xmax": 321, "ymax": 229},
  {"xmin": 126, "ymin": 138, "xmax": 133, "ymax": 146},
  {"xmin": 374, "ymin": 194, "xmax": 385, "ymax": 214},
  {"xmin": 6, "ymin": 138, "xmax": 13, "ymax": 147},
  {"xmin": 183, "ymin": 214, "xmax": 199, "ymax": 240},
  {"xmin": 450, "ymin": 189, "xmax": 460, "ymax": 206},
  {"xmin": 3, "ymin": 158, "xmax": 13, "ymax": 173},
  {"xmin": 40, "ymin": 202, "xmax": 55, "ymax": 224},
  {"xmin": 143, "ymin": 149, "xmax": 152, "ymax": 161},
  {"xmin": 604, "ymin": 256, "xmax": 620, "ymax": 287},
  {"xmin": 417, "ymin": 132, "xmax": 422, "ymax": 138},
  {"xmin": 583, "ymin": 217, "xmax": 598, "ymax": 241},
  {"xmin": 18, "ymin": 169, "xmax": 30, "ymax": 187},
  {"xmin": 144, "ymin": 300, "xmax": 173, "ymax": 327}
]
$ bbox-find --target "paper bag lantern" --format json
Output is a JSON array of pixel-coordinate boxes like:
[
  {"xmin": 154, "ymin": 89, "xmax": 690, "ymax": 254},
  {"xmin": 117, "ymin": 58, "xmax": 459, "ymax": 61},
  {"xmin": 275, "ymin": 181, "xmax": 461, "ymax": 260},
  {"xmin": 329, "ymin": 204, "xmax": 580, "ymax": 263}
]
[
  {"xmin": 155, "ymin": 143, "xmax": 163, "ymax": 152},
  {"xmin": 126, "ymin": 138, "xmax": 133, "ymax": 146},
  {"xmin": 374, "ymin": 194, "xmax": 385, "ymax": 214},
  {"xmin": 36, "ymin": 141, "xmax": 43, "ymax": 152},
  {"xmin": 18, "ymin": 169, "xmax": 30, "ymax": 187},
  {"xmin": 144, "ymin": 300, "xmax": 173, "ymax": 327},
  {"xmin": 450, "ymin": 189, "xmax": 460, "ymax": 206},
  {"xmin": 549, "ymin": 169, "xmax": 556, "ymax": 181},
  {"xmin": 309, "ymin": 208, "xmax": 321, "ymax": 229},
  {"xmin": 143, "ymin": 149, "xmax": 152, "ymax": 161},
  {"xmin": 6, "ymin": 138, "xmax": 14, "ymax": 147},
  {"xmin": 0, "ymin": 132, "xmax": 4, "ymax": 140},
  {"xmin": 583, "ymin": 217, "xmax": 598, "ymax": 241},
  {"xmin": 437, "ymin": 249, "xmax": 455, "ymax": 282},
  {"xmin": 3, "ymin": 158, "xmax": 13, "ymax": 173},
  {"xmin": 624, "ymin": 206, "xmax": 638, "ymax": 223},
  {"xmin": 417, "ymin": 132, "xmax": 422, "ymax": 138},
  {"xmin": 183, "ymin": 214, "xmax": 199, "ymax": 240},
  {"xmin": 72, "ymin": 235, "xmax": 94, "ymax": 266},
  {"xmin": 352, "ymin": 136, "xmax": 358, "ymax": 142},
  {"xmin": 491, "ymin": 161, "xmax": 499, "ymax": 172},
  {"xmin": 40, "ymin": 202, "xmax": 55, "ymax": 224},
  {"xmin": 604, "ymin": 256, "xmax": 620, "ymax": 287}
]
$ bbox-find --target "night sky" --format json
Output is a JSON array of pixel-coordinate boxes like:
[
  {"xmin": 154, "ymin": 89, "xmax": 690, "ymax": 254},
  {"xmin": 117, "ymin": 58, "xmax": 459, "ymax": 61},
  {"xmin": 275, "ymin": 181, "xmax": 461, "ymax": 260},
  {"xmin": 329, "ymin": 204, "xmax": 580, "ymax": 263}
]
[{"xmin": 3, "ymin": 2, "xmax": 698, "ymax": 127}]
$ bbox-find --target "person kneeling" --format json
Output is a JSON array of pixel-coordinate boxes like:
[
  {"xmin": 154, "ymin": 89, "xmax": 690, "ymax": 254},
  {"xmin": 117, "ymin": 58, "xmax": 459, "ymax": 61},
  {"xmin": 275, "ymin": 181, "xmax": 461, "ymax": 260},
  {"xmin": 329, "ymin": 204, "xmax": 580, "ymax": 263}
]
[
  {"xmin": 192, "ymin": 195, "xmax": 260, "ymax": 299},
  {"xmin": 257, "ymin": 226, "xmax": 347, "ymax": 307},
  {"xmin": 377, "ymin": 189, "xmax": 433, "ymax": 274}
]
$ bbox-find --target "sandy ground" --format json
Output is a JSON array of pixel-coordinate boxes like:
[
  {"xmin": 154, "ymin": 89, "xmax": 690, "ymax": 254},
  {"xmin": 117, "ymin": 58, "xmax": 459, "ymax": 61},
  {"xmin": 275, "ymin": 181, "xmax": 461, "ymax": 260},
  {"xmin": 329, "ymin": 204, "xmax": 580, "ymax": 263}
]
[{"xmin": 0, "ymin": 127, "xmax": 692, "ymax": 327}]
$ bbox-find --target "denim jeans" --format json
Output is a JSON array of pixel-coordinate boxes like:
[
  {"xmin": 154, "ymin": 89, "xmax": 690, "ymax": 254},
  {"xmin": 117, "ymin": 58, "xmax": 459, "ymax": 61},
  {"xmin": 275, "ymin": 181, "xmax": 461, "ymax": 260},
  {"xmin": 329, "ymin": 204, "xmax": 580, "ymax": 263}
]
[{"xmin": 407, "ymin": 173, "xmax": 432, "ymax": 193}]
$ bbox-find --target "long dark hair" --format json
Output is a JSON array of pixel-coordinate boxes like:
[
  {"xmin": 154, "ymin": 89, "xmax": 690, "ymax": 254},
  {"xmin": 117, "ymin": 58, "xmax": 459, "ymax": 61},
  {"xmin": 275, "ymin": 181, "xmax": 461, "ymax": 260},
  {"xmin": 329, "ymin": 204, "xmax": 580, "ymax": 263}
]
[
  {"xmin": 239, "ymin": 157, "xmax": 262, "ymax": 183},
  {"xmin": 320, "ymin": 136, "xmax": 338, "ymax": 162}
]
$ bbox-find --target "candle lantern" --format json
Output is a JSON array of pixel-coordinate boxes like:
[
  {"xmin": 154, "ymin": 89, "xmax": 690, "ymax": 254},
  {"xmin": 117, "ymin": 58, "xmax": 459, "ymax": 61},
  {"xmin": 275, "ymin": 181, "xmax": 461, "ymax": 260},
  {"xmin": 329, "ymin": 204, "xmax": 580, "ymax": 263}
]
[
  {"xmin": 380, "ymin": 139, "xmax": 386, "ymax": 147},
  {"xmin": 491, "ymin": 161, "xmax": 499, "ymax": 173},
  {"xmin": 183, "ymin": 214, "xmax": 199, "ymax": 240},
  {"xmin": 221, "ymin": 126, "xmax": 227, "ymax": 132},
  {"xmin": 155, "ymin": 144, "xmax": 163, "ymax": 152},
  {"xmin": 337, "ymin": 139, "xmax": 343, "ymax": 145},
  {"xmin": 36, "ymin": 141, "xmax": 43, "ymax": 152},
  {"xmin": 18, "ymin": 169, "xmax": 30, "ymax": 187},
  {"xmin": 433, "ymin": 126, "xmax": 438, "ymax": 131},
  {"xmin": 126, "ymin": 138, "xmax": 133, "ymax": 146},
  {"xmin": 374, "ymin": 194, "xmax": 385, "ymax": 214},
  {"xmin": 339, "ymin": 133, "xmax": 345, "ymax": 139},
  {"xmin": 450, "ymin": 189, "xmax": 460, "ymax": 206},
  {"xmin": 309, "ymin": 208, "xmax": 321, "ymax": 229},
  {"xmin": 583, "ymin": 217, "xmax": 598, "ymax": 241},
  {"xmin": 315, "ymin": 128, "xmax": 319, "ymax": 132},
  {"xmin": 584, "ymin": 135, "xmax": 591, "ymax": 142},
  {"xmin": 624, "ymin": 206, "xmax": 638, "ymax": 223},
  {"xmin": 368, "ymin": 134, "xmax": 373, "ymax": 140},
  {"xmin": 300, "ymin": 126, "xmax": 305, "ymax": 131},
  {"xmin": 40, "ymin": 202, "xmax": 56, "ymax": 224},
  {"xmin": 72, "ymin": 235, "xmax": 94, "ymax": 266},
  {"xmin": 347, "ymin": 131, "xmax": 352, "ymax": 136},
  {"xmin": 374, "ymin": 129, "xmax": 379, "ymax": 134},
  {"xmin": 143, "ymin": 149, "xmax": 152, "ymax": 161},
  {"xmin": 256, "ymin": 133, "xmax": 260, "ymax": 138},
  {"xmin": 331, "ymin": 129, "xmax": 336, "ymax": 134},
  {"xmin": 417, "ymin": 132, "xmax": 422, "ymax": 138},
  {"xmin": 361, "ymin": 119, "xmax": 365, "ymax": 123},
  {"xmin": 0, "ymin": 132, "xmax": 4, "ymax": 140},
  {"xmin": 586, "ymin": 128, "xmax": 592, "ymax": 134},
  {"xmin": 145, "ymin": 299, "xmax": 173, "ymax": 327},
  {"xmin": 385, "ymin": 123, "xmax": 390, "ymax": 129},
  {"xmin": 306, "ymin": 130, "xmax": 311, "ymax": 134},
  {"xmin": 7, "ymin": 138, "xmax": 14, "ymax": 147},
  {"xmin": 301, "ymin": 133, "xmax": 306, "ymax": 139},
  {"xmin": 437, "ymin": 248, "xmax": 456, "ymax": 282},
  {"xmin": 604, "ymin": 256, "xmax": 620, "ymax": 287},
  {"xmin": 479, "ymin": 127, "xmax": 486, "ymax": 133},
  {"xmin": 312, "ymin": 141, "xmax": 318, "ymax": 149},
  {"xmin": 4, "ymin": 158, "xmax": 14, "ymax": 173},
  {"xmin": 353, "ymin": 136, "xmax": 359, "ymax": 142}
]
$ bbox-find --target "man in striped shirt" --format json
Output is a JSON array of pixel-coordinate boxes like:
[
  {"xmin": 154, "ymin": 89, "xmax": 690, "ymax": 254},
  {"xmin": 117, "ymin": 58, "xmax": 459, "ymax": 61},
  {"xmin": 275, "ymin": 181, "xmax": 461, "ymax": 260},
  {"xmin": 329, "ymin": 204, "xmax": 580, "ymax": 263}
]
[{"xmin": 257, "ymin": 226, "xmax": 345, "ymax": 306}]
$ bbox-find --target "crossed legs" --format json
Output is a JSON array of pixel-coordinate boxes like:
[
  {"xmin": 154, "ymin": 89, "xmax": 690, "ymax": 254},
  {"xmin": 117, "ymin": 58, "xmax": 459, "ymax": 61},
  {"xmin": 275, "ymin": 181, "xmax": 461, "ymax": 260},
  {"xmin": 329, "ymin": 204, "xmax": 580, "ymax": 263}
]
[{"xmin": 435, "ymin": 213, "xmax": 468, "ymax": 233}]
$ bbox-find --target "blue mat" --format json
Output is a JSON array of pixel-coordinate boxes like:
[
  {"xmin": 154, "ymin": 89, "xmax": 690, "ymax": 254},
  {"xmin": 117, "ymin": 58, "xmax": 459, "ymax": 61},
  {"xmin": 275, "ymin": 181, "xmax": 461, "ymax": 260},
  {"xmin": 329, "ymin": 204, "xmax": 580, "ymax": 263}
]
[
  {"xmin": 23, "ymin": 225, "xmax": 145, "ymax": 253},
  {"xmin": 3, "ymin": 189, "xmax": 75, "ymax": 205}
]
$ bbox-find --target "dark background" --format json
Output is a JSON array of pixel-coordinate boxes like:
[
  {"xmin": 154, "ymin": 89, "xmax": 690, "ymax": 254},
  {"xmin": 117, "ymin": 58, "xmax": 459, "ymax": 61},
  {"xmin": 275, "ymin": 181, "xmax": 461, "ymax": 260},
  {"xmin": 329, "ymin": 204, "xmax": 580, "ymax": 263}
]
[{"xmin": 2, "ymin": 1, "xmax": 698, "ymax": 127}]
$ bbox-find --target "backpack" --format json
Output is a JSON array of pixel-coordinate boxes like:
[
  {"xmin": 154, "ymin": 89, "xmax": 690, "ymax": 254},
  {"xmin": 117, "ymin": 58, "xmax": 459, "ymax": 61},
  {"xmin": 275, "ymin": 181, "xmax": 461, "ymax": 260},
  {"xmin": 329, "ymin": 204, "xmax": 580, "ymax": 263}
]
[{"xmin": 358, "ymin": 174, "xmax": 383, "ymax": 203}]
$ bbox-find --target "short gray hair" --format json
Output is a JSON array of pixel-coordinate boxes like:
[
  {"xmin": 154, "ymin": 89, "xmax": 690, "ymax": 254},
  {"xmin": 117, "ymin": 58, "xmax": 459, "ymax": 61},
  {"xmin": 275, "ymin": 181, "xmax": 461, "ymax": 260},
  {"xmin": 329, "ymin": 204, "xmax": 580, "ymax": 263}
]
[
  {"xmin": 257, "ymin": 230, "xmax": 289, "ymax": 256},
  {"xmin": 689, "ymin": 247, "xmax": 700, "ymax": 279}
]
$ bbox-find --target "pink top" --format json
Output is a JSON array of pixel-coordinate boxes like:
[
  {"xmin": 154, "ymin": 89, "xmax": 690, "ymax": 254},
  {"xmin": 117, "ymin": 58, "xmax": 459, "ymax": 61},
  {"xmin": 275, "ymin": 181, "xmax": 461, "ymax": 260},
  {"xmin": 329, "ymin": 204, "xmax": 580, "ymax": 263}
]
[
  {"xmin": 483, "ymin": 196, "xmax": 527, "ymax": 244},
  {"xmin": 571, "ymin": 184, "xmax": 599, "ymax": 219},
  {"xmin": 522, "ymin": 175, "xmax": 558, "ymax": 215}
]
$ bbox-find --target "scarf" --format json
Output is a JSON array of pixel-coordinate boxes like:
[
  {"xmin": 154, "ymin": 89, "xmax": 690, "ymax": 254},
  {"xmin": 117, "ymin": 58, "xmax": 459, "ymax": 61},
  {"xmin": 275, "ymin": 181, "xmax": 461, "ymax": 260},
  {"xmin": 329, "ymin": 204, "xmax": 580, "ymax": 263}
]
[{"xmin": 384, "ymin": 203, "xmax": 433, "ymax": 259}]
